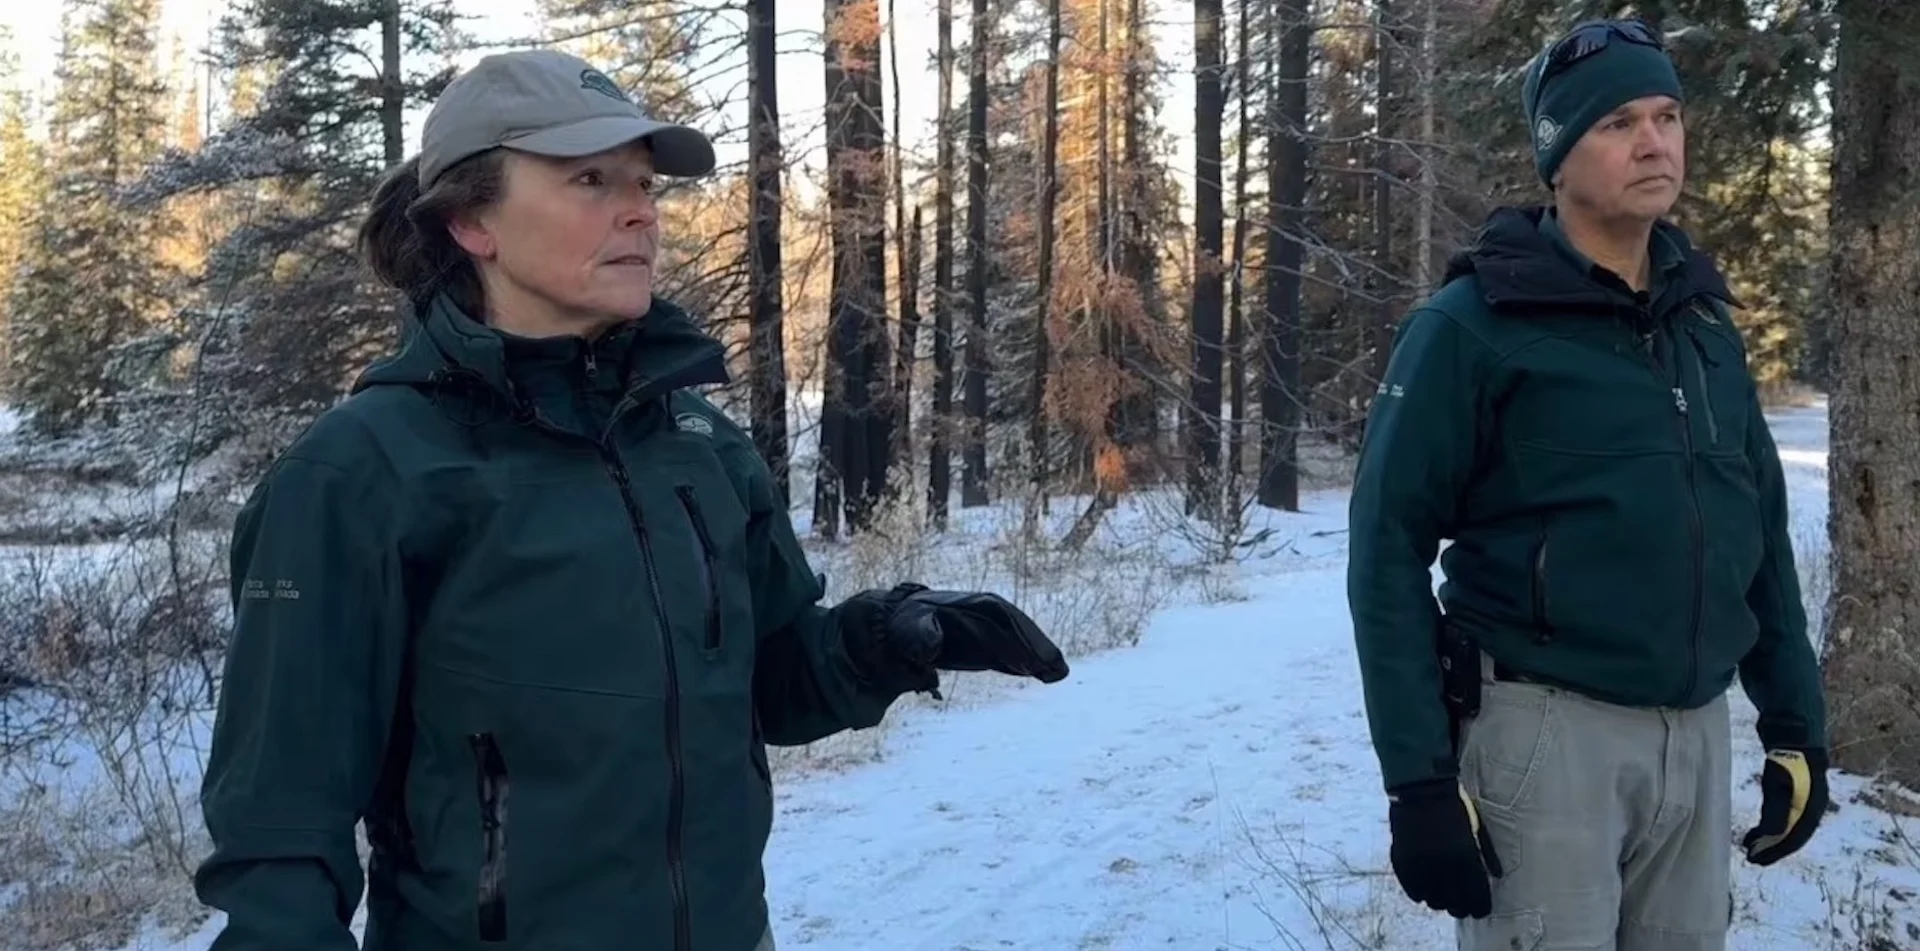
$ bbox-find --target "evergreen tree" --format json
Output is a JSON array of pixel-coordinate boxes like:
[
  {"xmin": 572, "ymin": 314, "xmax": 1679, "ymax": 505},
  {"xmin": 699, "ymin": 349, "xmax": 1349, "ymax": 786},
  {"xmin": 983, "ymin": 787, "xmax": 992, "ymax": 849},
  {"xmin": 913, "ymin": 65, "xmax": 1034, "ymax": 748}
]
[
  {"xmin": 132, "ymin": 0, "xmax": 460, "ymax": 449},
  {"xmin": 7, "ymin": 0, "xmax": 178, "ymax": 435},
  {"xmin": 0, "ymin": 28, "xmax": 48, "ymax": 397}
]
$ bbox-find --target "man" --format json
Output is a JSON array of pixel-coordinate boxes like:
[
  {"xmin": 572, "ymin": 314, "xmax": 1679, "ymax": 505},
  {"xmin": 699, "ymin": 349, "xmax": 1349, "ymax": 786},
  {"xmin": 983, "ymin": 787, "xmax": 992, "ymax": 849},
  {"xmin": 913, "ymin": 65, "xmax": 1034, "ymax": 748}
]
[{"xmin": 1345, "ymin": 17, "xmax": 1830, "ymax": 951}]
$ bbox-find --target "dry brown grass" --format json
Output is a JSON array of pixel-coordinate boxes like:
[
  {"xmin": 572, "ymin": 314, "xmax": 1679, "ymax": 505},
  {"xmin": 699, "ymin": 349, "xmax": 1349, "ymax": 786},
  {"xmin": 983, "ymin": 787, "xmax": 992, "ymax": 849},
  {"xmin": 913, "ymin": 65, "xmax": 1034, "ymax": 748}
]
[
  {"xmin": 0, "ymin": 775, "xmax": 207, "ymax": 951},
  {"xmin": 0, "ymin": 528, "xmax": 226, "ymax": 951},
  {"xmin": 765, "ymin": 487, "xmax": 1183, "ymax": 779}
]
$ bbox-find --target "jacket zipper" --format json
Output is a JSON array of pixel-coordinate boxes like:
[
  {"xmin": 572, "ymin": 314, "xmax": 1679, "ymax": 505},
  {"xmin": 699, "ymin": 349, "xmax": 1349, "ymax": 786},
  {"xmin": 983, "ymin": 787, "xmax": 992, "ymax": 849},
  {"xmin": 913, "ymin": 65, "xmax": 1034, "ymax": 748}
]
[
  {"xmin": 1641, "ymin": 316, "xmax": 1705, "ymax": 707},
  {"xmin": 1685, "ymin": 328, "xmax": 1720, "ymax": 445},
  {"xmin": 675, "ymin": 486, "xmax": 724, "ymax": 652},
  {"xmin": 468, "ymin": 732, "xmax": 509, "ymax": 943},
  {"xmin": 488, "ymin": 356, "xmax": 721, "ymax": 951},
  {"xmin": 601, "ymin": 448, "xmax": 693, "ymax": 951},
  {"xmin": 1675, "ymin": 325, "xmax": 1706, "ymax": 706}
]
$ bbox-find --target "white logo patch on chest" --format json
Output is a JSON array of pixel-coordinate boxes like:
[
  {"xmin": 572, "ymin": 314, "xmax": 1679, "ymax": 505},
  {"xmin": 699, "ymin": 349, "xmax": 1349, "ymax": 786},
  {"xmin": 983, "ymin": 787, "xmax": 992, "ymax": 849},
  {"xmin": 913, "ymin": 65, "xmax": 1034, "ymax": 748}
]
[{"xmin": 676, "ymin": 412, "xmax": 715, "ymax": 436}]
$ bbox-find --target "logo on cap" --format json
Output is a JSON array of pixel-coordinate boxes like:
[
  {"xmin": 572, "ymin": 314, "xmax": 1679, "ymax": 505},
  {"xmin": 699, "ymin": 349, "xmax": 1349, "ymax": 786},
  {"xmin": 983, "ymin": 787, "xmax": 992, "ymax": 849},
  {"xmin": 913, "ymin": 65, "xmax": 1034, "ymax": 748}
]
[
  {"xmin": 580, "ymin": 69, "xmax": 633, "ymax": 104},
  {"xmin": 1533, "ymin": 116, "xmax": 1561, "ymax": 151}
]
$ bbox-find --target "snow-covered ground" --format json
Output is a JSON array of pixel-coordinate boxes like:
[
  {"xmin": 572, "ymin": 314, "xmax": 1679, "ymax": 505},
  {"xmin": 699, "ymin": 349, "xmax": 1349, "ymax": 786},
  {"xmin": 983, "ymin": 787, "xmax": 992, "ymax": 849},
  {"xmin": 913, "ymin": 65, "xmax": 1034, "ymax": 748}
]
[
  {"xmin": 731, "ymin": 401, "xmax": 1918, "ymax": 951},
  {"xmin": 34, "ymin": 397, "xmax": 1920, "ymax": 950}
]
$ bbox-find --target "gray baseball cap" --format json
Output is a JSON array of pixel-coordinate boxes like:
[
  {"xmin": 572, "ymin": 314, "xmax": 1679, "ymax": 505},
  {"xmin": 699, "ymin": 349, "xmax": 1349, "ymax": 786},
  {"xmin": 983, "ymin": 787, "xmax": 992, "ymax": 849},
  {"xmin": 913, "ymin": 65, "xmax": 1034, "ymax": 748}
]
[{"xmin": 417, "ymin": 48, "xmax": 716, "ymax": 188}]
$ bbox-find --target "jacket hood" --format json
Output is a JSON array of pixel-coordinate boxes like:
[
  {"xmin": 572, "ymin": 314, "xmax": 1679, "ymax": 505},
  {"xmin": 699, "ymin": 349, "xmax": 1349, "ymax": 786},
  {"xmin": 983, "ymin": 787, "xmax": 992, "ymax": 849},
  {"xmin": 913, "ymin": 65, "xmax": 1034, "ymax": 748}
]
[
  {"xmin": 351, "ymin": 293, "xmax": 729, "ymax": 409},
  {"xmin": 1442, "ymin": 205, "xmax": 1737, "ymax": 317}
]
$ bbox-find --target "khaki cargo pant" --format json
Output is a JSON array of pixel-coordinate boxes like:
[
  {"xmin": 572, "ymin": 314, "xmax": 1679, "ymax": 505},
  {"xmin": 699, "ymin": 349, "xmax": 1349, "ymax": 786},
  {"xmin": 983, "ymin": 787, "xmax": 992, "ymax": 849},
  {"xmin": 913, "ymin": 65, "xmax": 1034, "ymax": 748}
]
[{"xmin": 1456, "ymin": 653, "xmax": 1732, "ymax": 951}]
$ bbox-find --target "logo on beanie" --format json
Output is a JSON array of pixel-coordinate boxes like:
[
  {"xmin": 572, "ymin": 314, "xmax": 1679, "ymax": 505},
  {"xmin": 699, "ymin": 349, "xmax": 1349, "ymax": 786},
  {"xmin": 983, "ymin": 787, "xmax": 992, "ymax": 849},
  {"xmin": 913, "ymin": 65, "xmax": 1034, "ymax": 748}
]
[
  {"xmin": 1534, "ymin": 115, "xmax": 1561, "ymax": 151},
  {"xmin": 580, "ymin": 69, "xmax": 633, "ymax": 105}
]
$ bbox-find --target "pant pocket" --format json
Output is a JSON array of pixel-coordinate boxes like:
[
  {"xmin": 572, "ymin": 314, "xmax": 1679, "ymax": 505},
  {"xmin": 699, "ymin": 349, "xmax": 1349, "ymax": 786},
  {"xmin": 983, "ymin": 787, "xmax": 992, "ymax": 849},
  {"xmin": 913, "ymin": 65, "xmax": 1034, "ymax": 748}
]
[
  {"xmin": 1461, "ymin": 686, "xmax": 1555, "ymax": 814},
  {"xmin": 1458, "ymin": 908, "xmax": 1544, "ymax": 951}
]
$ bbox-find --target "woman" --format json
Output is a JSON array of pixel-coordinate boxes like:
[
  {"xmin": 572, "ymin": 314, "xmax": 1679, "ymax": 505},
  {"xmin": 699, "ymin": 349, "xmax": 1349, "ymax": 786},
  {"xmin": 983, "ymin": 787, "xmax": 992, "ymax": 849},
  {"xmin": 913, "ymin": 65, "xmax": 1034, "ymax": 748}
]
[{"xmin": 192, "ymin": 48, "xmax": 1069, "ymax": 951}]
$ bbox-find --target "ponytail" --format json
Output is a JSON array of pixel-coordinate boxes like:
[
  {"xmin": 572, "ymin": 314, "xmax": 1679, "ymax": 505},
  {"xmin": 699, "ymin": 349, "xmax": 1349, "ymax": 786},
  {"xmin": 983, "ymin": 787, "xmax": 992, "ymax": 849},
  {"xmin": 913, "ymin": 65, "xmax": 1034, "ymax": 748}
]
[{"xmin": 357, "ymin": 151, "xmax": 508, "ymax": 317}]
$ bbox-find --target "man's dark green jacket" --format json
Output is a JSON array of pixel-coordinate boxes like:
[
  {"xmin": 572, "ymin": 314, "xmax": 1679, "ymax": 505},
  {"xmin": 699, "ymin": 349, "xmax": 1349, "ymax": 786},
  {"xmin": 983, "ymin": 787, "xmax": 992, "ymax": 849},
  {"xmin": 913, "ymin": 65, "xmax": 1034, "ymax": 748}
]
[
  {"xmin": 1347, "ymin": 206, "xmax": 1827, "ymax": 792},
  {"xmin": 195, "ymin": 294, "xmax": 901, "ymax": 951}
]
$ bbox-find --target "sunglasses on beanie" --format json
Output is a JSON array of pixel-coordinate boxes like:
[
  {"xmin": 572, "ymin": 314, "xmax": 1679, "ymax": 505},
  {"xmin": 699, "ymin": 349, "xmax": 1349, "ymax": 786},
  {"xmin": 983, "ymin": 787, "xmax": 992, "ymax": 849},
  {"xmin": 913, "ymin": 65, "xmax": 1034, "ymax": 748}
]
[{"xmin": 1540, "ymin": 18, "xmax": 1665, "ymax": 87}]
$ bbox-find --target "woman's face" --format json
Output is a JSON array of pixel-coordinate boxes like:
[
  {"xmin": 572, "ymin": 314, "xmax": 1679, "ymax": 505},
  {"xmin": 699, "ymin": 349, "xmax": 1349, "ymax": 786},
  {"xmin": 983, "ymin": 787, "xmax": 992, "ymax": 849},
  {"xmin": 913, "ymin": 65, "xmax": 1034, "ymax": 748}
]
[{"xmin": 451, "ymin": 140, "xmax": 660, "ymax": 336}]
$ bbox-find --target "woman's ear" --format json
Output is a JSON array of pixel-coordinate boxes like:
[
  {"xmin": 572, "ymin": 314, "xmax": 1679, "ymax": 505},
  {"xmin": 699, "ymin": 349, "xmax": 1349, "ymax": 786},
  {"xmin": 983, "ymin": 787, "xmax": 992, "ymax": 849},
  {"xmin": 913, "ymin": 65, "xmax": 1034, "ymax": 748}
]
[{"xmin": 448, "ymin": 213, "xmax": 497, "ymax": 261}]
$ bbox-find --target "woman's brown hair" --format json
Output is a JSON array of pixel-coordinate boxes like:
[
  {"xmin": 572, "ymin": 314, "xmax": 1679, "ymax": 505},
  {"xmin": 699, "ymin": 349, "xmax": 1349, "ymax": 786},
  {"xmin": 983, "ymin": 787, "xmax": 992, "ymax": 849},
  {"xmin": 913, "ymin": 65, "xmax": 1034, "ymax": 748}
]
[{"xmin": 357, "ymin": 150, "xmax": 509, "ymax": 317}]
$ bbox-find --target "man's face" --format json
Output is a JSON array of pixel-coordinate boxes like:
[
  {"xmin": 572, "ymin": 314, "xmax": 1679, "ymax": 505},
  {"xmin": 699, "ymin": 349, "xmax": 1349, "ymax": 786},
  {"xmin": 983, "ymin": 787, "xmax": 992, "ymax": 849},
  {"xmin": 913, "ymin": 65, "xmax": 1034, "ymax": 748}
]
[{"xmin": 1555, "ymin": 94, "xmax": 1685, "ymax": 223}]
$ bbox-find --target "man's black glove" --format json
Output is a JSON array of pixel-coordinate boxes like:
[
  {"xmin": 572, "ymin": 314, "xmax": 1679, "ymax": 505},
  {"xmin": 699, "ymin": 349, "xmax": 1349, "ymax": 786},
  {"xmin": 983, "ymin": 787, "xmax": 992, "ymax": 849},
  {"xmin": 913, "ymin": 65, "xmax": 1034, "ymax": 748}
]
[
  {"xmin": 1386, "ymin": 778, "xmax": 1503, "ymax": 919},
  {"xmin": 1742, "ymin": 747, "xmax": 1828, "ymax": 866},
  {"xmin": 839, "ymin": 582, "xmax": 1070, "ymax": 698}
]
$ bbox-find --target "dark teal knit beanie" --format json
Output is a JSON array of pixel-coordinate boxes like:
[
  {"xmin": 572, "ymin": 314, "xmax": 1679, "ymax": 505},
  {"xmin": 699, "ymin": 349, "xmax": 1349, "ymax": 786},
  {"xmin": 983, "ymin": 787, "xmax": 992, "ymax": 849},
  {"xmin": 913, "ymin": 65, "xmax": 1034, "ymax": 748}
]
[{"xmin": 1522, "ymin": 19, "xmax": 1684, "ymax": 187}]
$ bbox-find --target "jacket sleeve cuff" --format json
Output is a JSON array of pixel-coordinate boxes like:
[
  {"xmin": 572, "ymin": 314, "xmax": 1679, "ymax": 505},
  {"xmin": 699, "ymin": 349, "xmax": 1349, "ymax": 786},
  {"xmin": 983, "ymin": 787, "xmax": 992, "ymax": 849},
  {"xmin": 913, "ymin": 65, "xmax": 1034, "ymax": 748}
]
[
  {"xmin": 1385, "ymin": 776, "xmax": 1460, "ymax": 801},
  {"xmin": 1755, "ymin": 714, "xmax": 1822, "ymax": 754}
]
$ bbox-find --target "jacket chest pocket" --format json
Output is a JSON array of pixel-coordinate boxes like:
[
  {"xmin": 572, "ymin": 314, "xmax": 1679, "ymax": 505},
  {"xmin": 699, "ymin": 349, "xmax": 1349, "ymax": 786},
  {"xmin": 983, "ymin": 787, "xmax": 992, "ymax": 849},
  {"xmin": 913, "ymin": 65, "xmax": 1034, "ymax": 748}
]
[
  {"xmin": 654, "ymin": 479, "xmax": 752, "ymax": 666},
  {"xmin": 1678, "ymin": 318, "xmax": 1755, "ymax": 454},
  {"xmin": 675, "ymin": 485, "xmax": 727, "ymax": 655}
]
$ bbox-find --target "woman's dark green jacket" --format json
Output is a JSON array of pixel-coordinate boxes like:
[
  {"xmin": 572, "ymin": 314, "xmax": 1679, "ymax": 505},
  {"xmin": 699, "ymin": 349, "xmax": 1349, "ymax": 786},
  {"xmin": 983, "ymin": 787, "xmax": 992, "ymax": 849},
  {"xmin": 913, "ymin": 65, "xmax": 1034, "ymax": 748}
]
[{"xmin": 196, "ymin": 294, "xmax": 903, "ymax": 951}]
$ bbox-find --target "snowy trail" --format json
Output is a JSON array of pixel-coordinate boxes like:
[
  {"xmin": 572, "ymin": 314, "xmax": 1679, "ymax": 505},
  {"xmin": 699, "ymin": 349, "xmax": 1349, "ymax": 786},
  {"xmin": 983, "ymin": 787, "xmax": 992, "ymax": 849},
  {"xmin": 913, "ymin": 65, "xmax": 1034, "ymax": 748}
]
[
  {"xmin": 762, "ymin": 401, "xmax": 1920, "ymax": 951},
  {"xmin": 764, "ymin": 565, "xmax": 1396, "ymax": 951}
]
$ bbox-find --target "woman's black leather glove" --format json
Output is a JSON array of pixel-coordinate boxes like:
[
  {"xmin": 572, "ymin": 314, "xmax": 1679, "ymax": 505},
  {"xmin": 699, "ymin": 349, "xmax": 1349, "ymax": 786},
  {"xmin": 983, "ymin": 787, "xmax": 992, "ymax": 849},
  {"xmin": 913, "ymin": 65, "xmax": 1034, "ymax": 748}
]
[{"xmin": 839, "ymin": 582, "xmax": 1071, "ymax": 699}]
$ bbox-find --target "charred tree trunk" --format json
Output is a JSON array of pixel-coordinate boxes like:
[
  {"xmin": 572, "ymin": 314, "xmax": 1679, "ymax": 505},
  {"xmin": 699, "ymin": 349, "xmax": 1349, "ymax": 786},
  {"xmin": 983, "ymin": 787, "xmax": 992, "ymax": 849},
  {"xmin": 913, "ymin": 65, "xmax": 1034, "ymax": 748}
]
[
  {"xmin": 1090, "ymin": 0, "xmax": 1118, "ymax": 488},
  {"xmin": 1111, "ymin": 0, "xmax": 1154, "ymax": 455},
  {"xmin": 1413, "ymin": 0, "xmax": 1436, "ymax": 299},
  {"xmin": 1097, "ymin": 0, "xmax": 1113, "ymax": 274},
  {"xmin": 1368, "ymin": 0, "xmax": 1396, "ymax": 408},
  {"xmin": 929, "ymin": 0, "xmax": 957, "ymax": 527},
  {"xmin": 961, "ymin": 0, "xmax": 991, "ymax": 508},
  {"xmin": 1258, "ymin": 0, "xmax": 1307, "ymax": 512},
  {"xmin": 1186, "ymin": 0, "xmax": 1226, "ymax": 519},
  {"xmin": 747, "ymin": 0, "xmax": 790, "ymax": 502},
  {"xmin": 380, "ymin": 0, "xmax": 403, "ymax": 166},
  {"xmin": 1027, "ymin": 0, "xmax": 1061, "ymax": 515},
  {"xmin": 888, "ymin": 0, "xmax": 918, "ymax": 484},
  {"xmin": 1822, "ymin": 0, "xmax": 1920, "ymax": 789},
  {"xmin": 1367, "ymin": 0, "xmax": 1413, "ymax": 443},
  {"xmin": 1225, "ymin": 0, "xmax": 1253, "ymax": 490},
  {"xmin": 856, "ymin": 7, "xmax": 894, "ymax": 523},
  {"xmin": 895, "ymin": 204, "xmax": 922, "ymax": 489},
  {"xmin": 821, "ymin": 0, "xmax": 892, "ymax": 534}
]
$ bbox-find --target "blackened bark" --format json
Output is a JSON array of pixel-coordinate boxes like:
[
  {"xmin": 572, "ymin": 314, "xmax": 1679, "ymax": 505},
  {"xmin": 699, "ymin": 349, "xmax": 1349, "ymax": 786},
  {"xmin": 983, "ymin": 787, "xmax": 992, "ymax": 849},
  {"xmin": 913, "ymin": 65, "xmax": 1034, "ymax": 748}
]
[{"xmin": 1822, "ymin": 0, "xmax": 1920, "ymax": 788}]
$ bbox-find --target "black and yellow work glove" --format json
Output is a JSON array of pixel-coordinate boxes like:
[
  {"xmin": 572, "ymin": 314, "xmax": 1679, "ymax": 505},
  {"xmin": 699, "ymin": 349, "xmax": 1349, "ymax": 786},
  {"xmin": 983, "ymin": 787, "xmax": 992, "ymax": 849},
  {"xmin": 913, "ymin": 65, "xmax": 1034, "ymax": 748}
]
[
  {"xmin": 1386, "ymin": 778, "xmax": 1503, "ymax": 919},
  {"xmin": 1741, "ymin": 747, "xmax": 1828, "ymax": 866}
]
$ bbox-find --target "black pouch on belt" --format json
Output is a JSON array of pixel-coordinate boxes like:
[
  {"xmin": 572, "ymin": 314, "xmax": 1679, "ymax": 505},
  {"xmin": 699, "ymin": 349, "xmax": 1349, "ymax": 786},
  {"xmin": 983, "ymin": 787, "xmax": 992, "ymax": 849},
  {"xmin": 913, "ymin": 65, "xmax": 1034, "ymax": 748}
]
[{"xmin": 1435, "ymin": 616, "xmax": 1481, "ymax": 757}]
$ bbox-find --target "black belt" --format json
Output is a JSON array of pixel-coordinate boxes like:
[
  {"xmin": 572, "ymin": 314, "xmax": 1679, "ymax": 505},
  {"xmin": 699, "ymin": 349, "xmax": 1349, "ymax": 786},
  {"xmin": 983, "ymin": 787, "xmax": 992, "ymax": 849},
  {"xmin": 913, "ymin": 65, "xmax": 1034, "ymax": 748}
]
[{"xmin": 1491, "ymin": 660, "xmax": 1540, "ymax": 684}]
